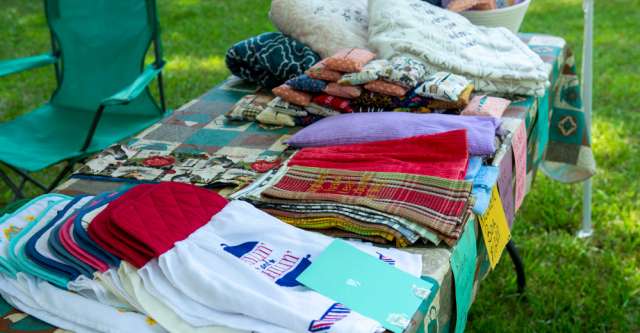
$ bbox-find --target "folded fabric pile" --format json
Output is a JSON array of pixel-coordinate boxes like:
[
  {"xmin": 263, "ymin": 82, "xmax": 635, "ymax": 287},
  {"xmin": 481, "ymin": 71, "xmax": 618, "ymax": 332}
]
[
  {"xmin": 0, "ymin": 182, "xmax": 424, "ymax": 333},
  {"xmin": 225, "ymin": 32, "xmax": 320, "ymax": 89},
  {"xmin": 263, "ymin": 47, "xmax": 489, "ymax": 120},
  {"xmin": 236, "ymin": 127, "xmax": 485, "ymax": 246},
  {"xmin": 368, "ymin": 0, "xmax": 549, "ymax": 96}
]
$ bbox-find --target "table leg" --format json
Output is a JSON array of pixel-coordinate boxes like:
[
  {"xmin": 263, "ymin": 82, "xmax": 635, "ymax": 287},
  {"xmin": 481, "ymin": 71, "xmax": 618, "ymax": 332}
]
[{"xmin": 506, "ymin": 239, "xmax": 526, "ymax": 295}]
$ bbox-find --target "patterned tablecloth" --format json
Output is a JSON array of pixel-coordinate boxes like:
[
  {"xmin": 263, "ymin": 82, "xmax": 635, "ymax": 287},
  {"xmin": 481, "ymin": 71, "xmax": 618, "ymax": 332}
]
[{"xmin": 0, "ymin": 34, "xmax": 594, "ymax": 332}]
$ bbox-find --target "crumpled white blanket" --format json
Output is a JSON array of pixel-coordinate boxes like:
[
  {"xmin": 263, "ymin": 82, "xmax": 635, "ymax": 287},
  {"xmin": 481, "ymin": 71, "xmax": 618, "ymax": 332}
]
[{"xmin": 367, "ymin": 0, "xmax": 550, "ymax": 96}]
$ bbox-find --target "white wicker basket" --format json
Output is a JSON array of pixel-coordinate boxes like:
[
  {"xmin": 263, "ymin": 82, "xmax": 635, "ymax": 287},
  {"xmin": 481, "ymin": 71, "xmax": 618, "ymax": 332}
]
[{"xmin": 459, "ymin": 0, "xmax": 531, "ymax": 33}]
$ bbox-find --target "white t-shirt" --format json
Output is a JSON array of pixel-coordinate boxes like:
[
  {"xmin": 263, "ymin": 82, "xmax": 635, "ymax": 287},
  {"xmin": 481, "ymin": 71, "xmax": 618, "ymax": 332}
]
[{"xmin": 154, "ymin": 200, "xmax": 422, "ymax": 333}]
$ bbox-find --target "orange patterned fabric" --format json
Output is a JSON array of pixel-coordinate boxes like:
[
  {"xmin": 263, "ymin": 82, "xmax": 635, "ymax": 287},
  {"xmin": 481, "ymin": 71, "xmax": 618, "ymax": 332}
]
[
  {"xmin": 364, "ymin": 80, "xmax": 409, "ymax": 97},
  {"xmin": 305, "ymin": 59, "xmax": 342, "ymax": 81},
  {"xmin": 324, "ymin": 48, "xmax": 376, "ymax": 73},
  {"xmin": 272, "ymin": 84, "xmax": 313, "ymax": 106},
  {"xmin": 324, "ymin": 82, "xmax": 362, "ymax": 99}
]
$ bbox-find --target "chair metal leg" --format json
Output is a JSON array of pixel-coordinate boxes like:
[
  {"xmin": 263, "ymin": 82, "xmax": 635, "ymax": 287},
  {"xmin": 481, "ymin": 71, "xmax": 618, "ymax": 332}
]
[
  {"xmin": 46, "ymin": 162, "xmax": 75, "ymax": 192},
  {"xmin": 1, "ymin": 161, "xmax": 76, "ymax": 204},
  {"xmin": 0, "ymin": 169, "xmax": 25, "ymax": 200},
  {"xmin": 3, "ymin": 164, "xmax": 47, "ymax": 191},
  {"xmin": 506, "ymin": 239, "xmax": 526, "ymax": 295}
]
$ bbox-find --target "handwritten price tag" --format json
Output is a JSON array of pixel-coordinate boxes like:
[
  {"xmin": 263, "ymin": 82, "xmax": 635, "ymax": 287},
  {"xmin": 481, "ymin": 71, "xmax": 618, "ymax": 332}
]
[
  {"xmin": 512, "ymin": 120, "xmax": 527, "ymax": 211},
  {"xmin": 478, "ymin": 186, "xmax": 511, "ymax": 269}
]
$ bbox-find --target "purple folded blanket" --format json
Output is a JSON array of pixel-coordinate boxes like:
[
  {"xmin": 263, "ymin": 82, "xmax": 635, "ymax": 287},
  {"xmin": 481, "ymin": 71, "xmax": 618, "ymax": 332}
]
[{"xmin": 286, "ymin": 112, "xmax": 501, "ymax": 156}]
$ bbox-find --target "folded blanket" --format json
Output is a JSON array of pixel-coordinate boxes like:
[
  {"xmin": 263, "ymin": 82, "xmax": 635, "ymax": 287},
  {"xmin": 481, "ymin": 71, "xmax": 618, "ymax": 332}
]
[
  {"xmin": 262, "ymin": 165, "xmax": 474, "ymax": 240},
  {"xmin": 226, "ymin": 32, "xmax": 320, "ymax": 89},
  {"xmin": 367, "ymin": 0, "xmax": 549, "ymax": 96}
]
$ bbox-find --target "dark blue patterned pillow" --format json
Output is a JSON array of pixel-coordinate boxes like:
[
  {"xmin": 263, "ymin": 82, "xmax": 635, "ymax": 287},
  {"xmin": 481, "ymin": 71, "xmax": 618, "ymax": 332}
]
[
  {"xmin": 286, "ymin": 74, "xmax": 327, "ymax": 93},
  {"xmin": 226, "ymin": 32, "xmax": 321, "ymax": 89}
]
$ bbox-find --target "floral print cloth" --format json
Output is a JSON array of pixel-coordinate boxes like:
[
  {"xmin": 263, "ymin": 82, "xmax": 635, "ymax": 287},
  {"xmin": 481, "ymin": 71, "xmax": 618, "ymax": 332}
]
[
  {"xmin": 338, "ymin": 59, "xmax": 392, "ymax": 85},
  {"xmin": 386, "ymin": 56, "xmax": 429, "ymax": 88},
  {"xmin": 225, "ymin": 32, "xmax": 320, "ymax": 89},
  {"xmin": 416, "ymin": 72, "xmax": 472, "ymax": 102}
]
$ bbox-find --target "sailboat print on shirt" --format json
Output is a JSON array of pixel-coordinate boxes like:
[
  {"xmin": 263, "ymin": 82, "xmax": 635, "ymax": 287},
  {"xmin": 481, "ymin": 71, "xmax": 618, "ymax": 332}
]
[{"xmin": 222, "ymin": 241, "xmax": 312, "ymax": 287}]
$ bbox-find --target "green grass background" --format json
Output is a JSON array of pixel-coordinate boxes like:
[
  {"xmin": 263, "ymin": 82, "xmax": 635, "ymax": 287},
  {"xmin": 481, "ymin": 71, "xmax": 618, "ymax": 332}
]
[{"xmin": 0, "ymin": 0, "xmax": 638, "ymax": 331}]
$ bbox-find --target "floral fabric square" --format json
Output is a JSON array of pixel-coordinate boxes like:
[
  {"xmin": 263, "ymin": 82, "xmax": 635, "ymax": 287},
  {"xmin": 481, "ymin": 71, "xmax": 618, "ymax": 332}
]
[
  {"xmin": 386, "ymin": 56, "xmax": 429, "ymax": 88},
  {"xmin": 338, "ymin": 59, "xmax": 392, "ymax": 85},
  {"xmin": 415, "ymin": 72, "xmax": 473, "ymax": 103}
]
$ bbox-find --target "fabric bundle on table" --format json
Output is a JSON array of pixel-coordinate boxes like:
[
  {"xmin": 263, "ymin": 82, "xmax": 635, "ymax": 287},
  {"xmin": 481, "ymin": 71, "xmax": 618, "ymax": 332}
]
[
  {"xmin": 367, "ymin": 0, "xmax": 550, "ymax": 96},
  {"xmin": 0, "ymin": 183, "xmax": 424, "ymax": 333},
  {"xmin": 286, "ymin": 112, "xmax": 501, "ymax": 156},
  {"xmin": 238, "ymin": 130, "xmax": 476, "ymax": 245},
  {"xmin": 225, "ymin": 32, "xmax": 320, "ymax": 89}
]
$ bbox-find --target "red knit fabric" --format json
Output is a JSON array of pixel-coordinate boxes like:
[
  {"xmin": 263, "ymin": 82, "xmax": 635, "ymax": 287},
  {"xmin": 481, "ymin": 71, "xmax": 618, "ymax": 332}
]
[
  {"xmin": 88, "ymin": 182, "xmax": 228, "ymax": 268},
  {"xmin": 288, "ymin": 130, "xmax": 469, "ymax": 180}
]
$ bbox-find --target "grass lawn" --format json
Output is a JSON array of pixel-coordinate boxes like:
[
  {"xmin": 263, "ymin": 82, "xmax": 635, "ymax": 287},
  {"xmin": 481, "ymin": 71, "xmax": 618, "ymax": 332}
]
[{"xmin": 1, "ymin": 0, "xmax": 638, "ymax": 332}]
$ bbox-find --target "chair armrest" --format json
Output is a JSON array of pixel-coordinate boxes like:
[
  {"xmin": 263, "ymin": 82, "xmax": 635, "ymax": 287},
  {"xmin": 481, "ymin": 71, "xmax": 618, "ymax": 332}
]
[
  {"xmin": 101, "ymin": 64, "xmax": 163, "ymax": 106},
  {"xmin": 0, "ymin": 53, "xmax": 58, "ymax": 78}
]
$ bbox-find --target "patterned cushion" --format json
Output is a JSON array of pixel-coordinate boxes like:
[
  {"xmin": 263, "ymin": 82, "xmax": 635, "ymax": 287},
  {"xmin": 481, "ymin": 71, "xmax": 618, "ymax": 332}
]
[
  {"xmin": 312, "ymin": 94, "xmax": 354, "ymax": 113},
  {"xmin": 385, "ymin": 56, "xmax": 429, "ymax": 88},
  {"xmin": 286, "ymin": 74, "xmax": 327, "ymax": 93},
  {"xmin": 225, "ymin": 32, "xmax": 320, "ymax": 89},
  {"xmin": 351, "ymin": 91, "xmax": 395, "ymax": 108},
  {"xmin": 364, "ymin": 80, "xmax": 409, "ymax": 97},
  {"xmin": 269, "ymin": 0, "xmax": 369, "ymax": 58},
  {"xmin": 461, "ymin": 95, "xmax": 511, "ymax": 117},
  {"xmin": 426, "ymin": 84, "xmax": 475, "ymax": 109},
  {"xmin": 225, "ymin": 94, "xmax": 274, "ymax": 121},
  {"xmin": 305, "ymin": 59, "xmax": 343, "ymax": 81},
  {"xmin": 415, "ymin": 72, "xmax": 473, "ymax": 102},
  {"xmin": 324, "ymin": 82, "xmax": 363, "ymax": 99},
  {"xmin": 256, "ymin": 108, "xmax": 297, "ymax": 127},
  {"xmin": 324, "ymin": 48, "xmax": 376, "ymax": 72},
  {"xmin": 272, "ymin": 84, "xmax": 313, "ymax": 106},
  {"xmin": 338, "ymin": 59, "xmax": 392, "ymax": 85}
]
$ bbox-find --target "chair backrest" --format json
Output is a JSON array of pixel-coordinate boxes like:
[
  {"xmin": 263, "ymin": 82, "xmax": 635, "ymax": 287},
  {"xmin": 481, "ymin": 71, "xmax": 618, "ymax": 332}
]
[{"xmin": 45, "ymin": 0, "xmax": 162, "ymax": 115}]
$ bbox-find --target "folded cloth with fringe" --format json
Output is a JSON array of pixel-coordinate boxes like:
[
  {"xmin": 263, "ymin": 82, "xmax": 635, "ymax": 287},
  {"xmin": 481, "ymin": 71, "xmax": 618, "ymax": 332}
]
[{"xmin": 262, "ymin": 165, "xmax": 474, "ymax": 241}]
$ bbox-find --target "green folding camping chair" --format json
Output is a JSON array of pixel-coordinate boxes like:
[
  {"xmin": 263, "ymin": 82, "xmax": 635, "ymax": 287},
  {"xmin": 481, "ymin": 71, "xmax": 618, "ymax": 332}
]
[{"xmin": 0, "ymin": 0, "xmax": 168, "ymax": 201}]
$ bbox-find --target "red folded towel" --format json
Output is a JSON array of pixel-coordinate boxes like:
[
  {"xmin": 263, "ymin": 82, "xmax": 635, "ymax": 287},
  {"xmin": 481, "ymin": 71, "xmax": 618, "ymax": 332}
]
[{"xmin": 288, "ymin": 130, "xmax": 469, "ymax": 180}]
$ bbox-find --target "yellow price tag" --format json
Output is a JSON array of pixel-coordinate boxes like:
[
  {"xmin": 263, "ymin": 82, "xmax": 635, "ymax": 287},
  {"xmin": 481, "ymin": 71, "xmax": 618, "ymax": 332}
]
[{"xmin": 478, "ymin": 186, "xmax": 511, "ymax": 269}]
